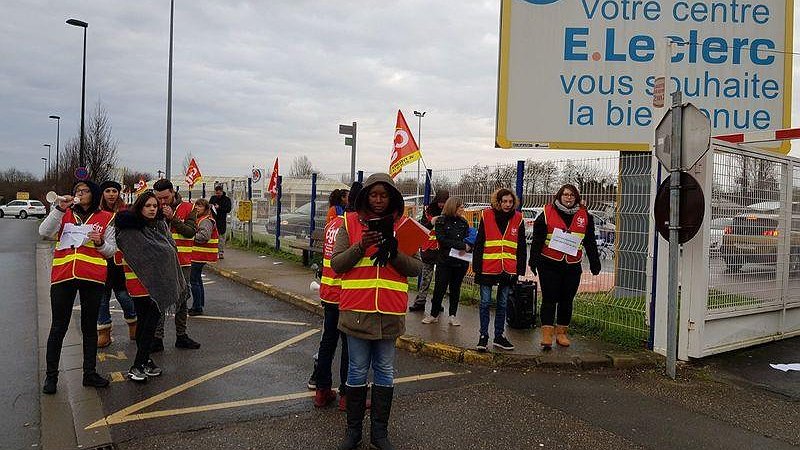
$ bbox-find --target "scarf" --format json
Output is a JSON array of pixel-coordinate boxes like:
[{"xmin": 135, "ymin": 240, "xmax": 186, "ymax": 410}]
[
  {"xmin": 554, "ymin": 199, "xmax": 580, "ymax": 215},
  {"xmin": 114, "ymin": 212, "xmax": 186, "ymax": 314}
]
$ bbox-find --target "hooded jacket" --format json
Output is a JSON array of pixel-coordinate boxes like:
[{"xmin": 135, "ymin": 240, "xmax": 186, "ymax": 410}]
[{"xmin": 331, "ymin": 173, "xmax": 422, "ymax": 340}]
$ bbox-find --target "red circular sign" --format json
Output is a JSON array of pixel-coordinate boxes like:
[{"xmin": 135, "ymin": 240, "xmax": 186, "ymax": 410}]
[{"xmin": 74, "ymin": 167, "xmax": 89, "ymax": 181}]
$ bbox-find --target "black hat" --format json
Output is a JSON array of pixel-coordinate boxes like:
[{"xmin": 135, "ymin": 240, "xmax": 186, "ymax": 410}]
[{"xmin": 99, "ymin": 180, "xmax": 122, "ymax": 192}]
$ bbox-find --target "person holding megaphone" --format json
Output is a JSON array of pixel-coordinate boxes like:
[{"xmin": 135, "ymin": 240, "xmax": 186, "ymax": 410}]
[{"xmin": 39, "ymin": 180, "xmax": 117, "ymax": 395}]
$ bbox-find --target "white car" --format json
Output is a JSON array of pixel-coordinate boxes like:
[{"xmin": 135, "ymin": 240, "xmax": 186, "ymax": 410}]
[{"xmin": 0, "ymin": 200, "xmax": 47, "ymax": 219}]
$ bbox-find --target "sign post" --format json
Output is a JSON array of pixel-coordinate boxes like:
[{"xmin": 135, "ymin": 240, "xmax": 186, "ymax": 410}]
[{"xmin": 339, "ymin": 123, "xmax": 357, "ymax": 183}]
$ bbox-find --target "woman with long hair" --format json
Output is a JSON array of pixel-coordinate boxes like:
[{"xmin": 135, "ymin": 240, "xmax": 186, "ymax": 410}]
[
  {"xmin": 422, "ymin": 196, "xmax": 471, "ymax": 326},
  {"xmin": 529, "ymin": 184, "xmax": 600, "ymax": 348},
  {"xmin": 188, "ymin": 198, "xmax": 219, "ymax": 316},
  {"xmin": 96, "ymin": 180, "xmax": 137, "ymax": 348},
  {"xmin": 331, "ymin": 173, "xmax": 421, "ymax": 450},
  {"xmin": 327, "ymin": 189, "xmax": 349, "ymax": 223},
  {"xmin": 115, "ymin": 191, "xmax": 187, "ymax": 381}
]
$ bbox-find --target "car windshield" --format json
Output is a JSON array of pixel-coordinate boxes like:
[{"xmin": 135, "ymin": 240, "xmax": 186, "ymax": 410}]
[{"xmin": 31, "ymin": 201, "xmax": 44, "ymax": 206}]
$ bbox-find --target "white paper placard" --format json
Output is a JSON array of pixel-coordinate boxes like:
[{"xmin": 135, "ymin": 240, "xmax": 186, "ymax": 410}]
[
  {"xmin": 449, "ymin": 248, "xmax": 473, "ymax": 263},
  {"xmin": 56, "ymin": 223, "xmax": 92, "ymax": 250},
  {"xmin": 547, "ymin": 228, "xmax": 582, "ymax": 257}
]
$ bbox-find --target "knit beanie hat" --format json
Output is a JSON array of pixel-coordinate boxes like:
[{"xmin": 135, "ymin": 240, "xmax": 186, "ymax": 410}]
[{"xmin": 100, "ymin": 180, "xmax": 122, "ymax": 192}]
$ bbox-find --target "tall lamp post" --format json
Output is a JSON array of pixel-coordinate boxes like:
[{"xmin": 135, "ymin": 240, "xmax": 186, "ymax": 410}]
[
  {"xmin": 413, "ymin": 110, "xmax": 426, "ymax": 210},
  {"xmin": 43, "ymin": 144, "xmax": 51, "ymax": 180},
  {"xmin": 165, "ymin": 0, "xmax": 175, "ymax": 180},
  {"xmin": 48, "ymin": 115, "xmax": 61, "ymax": 183},
  {"xmin": 66, "ymin": 18, "xmax": 88, "ymax": 169},
  {"xmin": 41, "ymin": 158, "xmax": 48, "ymax": 180}
]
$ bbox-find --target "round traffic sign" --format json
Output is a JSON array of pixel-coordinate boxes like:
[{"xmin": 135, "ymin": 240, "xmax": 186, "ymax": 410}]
[
  {"xmin": 653, "ymin": 172, "xmax": 705, "ymax": 244},
  {"xmin": 74, "ymin": 167, "xmax": 89, "ymax": 181}
]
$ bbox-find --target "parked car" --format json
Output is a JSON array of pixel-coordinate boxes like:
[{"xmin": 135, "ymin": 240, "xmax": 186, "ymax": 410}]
[
  {"xmin": 0, "ymin": 200, "xmax": 47, "ymax": 219},
  {"xmin": 720, "ymin": 202, "xmax": 800, "ymax": 272},
  {"xmin": 265, "ymin": 200, "xmax": 327, "ymax": 238},
  {"xmin": 709, "ymin": 217, "xmax": 733, "ymax": 253}
]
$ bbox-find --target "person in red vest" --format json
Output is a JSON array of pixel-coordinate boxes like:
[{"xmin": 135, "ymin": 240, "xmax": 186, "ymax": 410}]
[
  {"xmin": 472, "ymin": 188, "xmax": 527, "ymax": 353},
  {"xmin": 528, "ymin": 184, "xmax": 601, "ymax": 348},
  {"xmin": 39, "ymin": 180, "xmax": 117, "ymax": 394},
  {"xmin": 188, "ymin": 198, "xmax": 219, "ymax": 316},
  {"xmin": 408, "ymin": 189, "xmax": 449, "ymax": 312},
  {"xmin": 115, "ymin": 191, "xmax": 185, "ymax": 382},
  {"xmin": 331, "ymin": 173, "xmax": 422, "ymax": 450},
  {"xmin": 152, "ymin": 179, "xmax": 201, "ymax": 351}
]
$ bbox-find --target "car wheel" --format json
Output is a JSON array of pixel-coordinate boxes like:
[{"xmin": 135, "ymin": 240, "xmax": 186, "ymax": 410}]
[
  {"xmin": 790, "ymin": 251, "xmax": 800, "ymax": 275},
  {"xmin": 0, "ymin": 210, "xmax": 4, "ymax": 218},
  {"xmin": 19, "ymin": 211, "xmax": 28, "ymax": 219}
]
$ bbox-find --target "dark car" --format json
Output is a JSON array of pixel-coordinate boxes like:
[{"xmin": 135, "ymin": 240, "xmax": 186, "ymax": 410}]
[
  {"xmin": 265, "ymin": 200, "xmax": 327, "ymax": 238},
  {"xmin": 720, "ymin": 202, "xmax": 800, "ymax": 272}
]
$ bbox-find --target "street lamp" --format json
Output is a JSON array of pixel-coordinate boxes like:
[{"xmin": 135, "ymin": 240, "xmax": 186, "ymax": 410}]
[
  {"xmin": 43, "ymin": 144, "xmax": 51, "ymax": 179},
  {"xmin": 165, "ymin": 0, "xmax": 175, "ymax": 180},
  {"xmin": 66, "ymin": 18, "xmax": 88, "ymax": 169},
  {"xmin": 41, "ymin": 158, "xmax": 48, "ymax": 180},
  {"xmin": 413, "ymin": 110, "xmax": 426, "ymax": 208},
  {"xmin": 48, "ymin": 115, "xmax": 60, "ymax": 183}
]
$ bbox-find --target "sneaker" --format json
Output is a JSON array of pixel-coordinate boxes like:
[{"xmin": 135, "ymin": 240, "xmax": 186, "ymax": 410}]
[
  {"xmin": 187, "ymin": 308, "xmax": 203, "ymax": 317},
  {"xmin": 476, "ymin": 335, "xmax": 489, "ymax": 352},
  {"xmin": 408, "ymin": 303, "xmax": 425, "ymax": 312},
  {"xmin": 144, "ymin": 359, "xmax": 162, "ymax": 377},
  {"xmin": 313, "ymin": 388, "xmax": 337, "ymax": 408},
  {"xmin": 127, "ymin": 366, "xmax": 147, "ymax": 382},
  {"xmin": 493, "ymin": 335, "xmax": 515, "ymax": 351},
  {"xmin": 82, "ymin": 372, "xmax": 110, "ymax": 388},
  {"xmin": 219, "ymin": 254, "xmax": 224, "ymax": 260},
  {"xmin": 448, "ymin": 315, "xmax": 461, "ymax": 326},
  {"xmin": 42, "ymin": 376, "xmax": 58, "ymax": 395},
  {"xmin": 421, "ymin": 314, "xmax": 439, "ymax": 324},
  {"xmin": 150, "ymin": 337, "xmax": 164, "ymax": 353},
  {"xmin": 175, "ymin": 335, "xmax": 201, "ymax": 349}
]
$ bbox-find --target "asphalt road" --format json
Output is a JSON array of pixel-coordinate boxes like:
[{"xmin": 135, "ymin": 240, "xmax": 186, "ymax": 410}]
[{"xmin": 0, "ymin": 217, "xmax": 42, "ymax": 449}]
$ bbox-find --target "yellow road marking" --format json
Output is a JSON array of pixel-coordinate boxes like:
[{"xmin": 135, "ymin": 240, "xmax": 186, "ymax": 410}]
[
  {"xmin": 86, "ymin": 328, "xmax": 320, "ymax": 429},
  {"xmin": 91, "ymin": 371, "xmax": 460, "ymax": 426},
  {"xmin": 190, "ymin": 315, "xmax": 309, "ymax": 326},
  {"xmin": 110, "ymin": 372, "xmax": 126, "ymax": 383},
  {"xmin": 97, "ymin": 351, "xmax": 127, "ymax": 362}
]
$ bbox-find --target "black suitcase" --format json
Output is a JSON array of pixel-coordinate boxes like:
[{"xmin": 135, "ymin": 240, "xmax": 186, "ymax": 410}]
[{"xmin": 506, "ymin": 280, "xmax": 538, "ymax": 329}]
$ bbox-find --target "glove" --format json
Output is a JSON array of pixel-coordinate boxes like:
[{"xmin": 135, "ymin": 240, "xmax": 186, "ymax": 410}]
[
  {"xmin": 590, "ymin": 260, "xmax": 601, "ymax": 276},
  {"xmin": 371, "ymin": 236, "xmax": 398, "ymax": 267}
]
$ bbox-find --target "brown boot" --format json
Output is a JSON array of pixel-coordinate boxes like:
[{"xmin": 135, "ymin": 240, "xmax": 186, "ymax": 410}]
[
  {"xmin": 555, "ymin": 325, "xmax": 571, "ymax": 347},
  {"xmin": 540, "ymin": 325, "xmax": 554, "ymax": 348},
  {"xmin": 97, "ymin": 325, "xmax": 112, "ymax": 348},
  {"xmin": 127, "ymin": 320, "xmax": 138, "ymax": 341}
]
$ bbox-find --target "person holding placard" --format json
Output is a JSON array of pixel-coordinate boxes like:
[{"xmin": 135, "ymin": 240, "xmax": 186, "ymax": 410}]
[{"xmin": 528, "ymin": 184, "xmax": 601, "ymax": 348}]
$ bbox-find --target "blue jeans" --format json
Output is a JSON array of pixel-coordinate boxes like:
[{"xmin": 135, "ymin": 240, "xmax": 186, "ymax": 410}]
[
  {"xmin": 190, "ymin": 262, "xmax": 206, "ymax": 310},
  {"xmin": 346, "ymin": 335, "xmax": 396, "ymax": 387},
  {"xmin": 479, "ymin": 284, "xmax": 510, "ymax": 338}
]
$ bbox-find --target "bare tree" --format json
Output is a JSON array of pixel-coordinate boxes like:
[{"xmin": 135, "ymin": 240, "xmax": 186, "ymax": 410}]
[
  {"xmin": 122, "ymin": 169, "xmax": 153, "ymax": 193},
  {"xmin": 290, "ymin": 156, "xmax": 315, "ymax": 178},
  {"xmin": 53, "ymin": 101, "xmax": 118, "ymax": 191}
]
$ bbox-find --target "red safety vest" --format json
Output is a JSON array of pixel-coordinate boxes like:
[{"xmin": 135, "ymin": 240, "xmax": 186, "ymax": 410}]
[
  {"xmin": 170, "ymin": 201, "xmax": 195, "ymax": 267},
  {"xmin": 319, "ymin": 216, "xmax": 343, "ymax": 304},
  {"xmin": 338, "ymin": 212, "xmax": 408, "ymax": 315},
  {"xmin": 51, "ymin": 209, "xmax": 113, "ymax": 284},
  {"xmin": 121, "ymin": 259, "xmax": 149, "ymax": 297},
  {"xmin": 192, "ymin": 215, "xmax": 219, "ymax": 263},
  {"xmin": 541, "ymin": 203, "xmax": 588, "ymax": 264},
  {"xmin": 480, "ymin": 208, "xmax": 523, "ymax": 275}
]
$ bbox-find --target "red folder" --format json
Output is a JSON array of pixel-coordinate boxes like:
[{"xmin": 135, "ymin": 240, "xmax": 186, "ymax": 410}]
[{"xmin": 396, "ymin": 217, "xmax": 432, "ymax": 256}]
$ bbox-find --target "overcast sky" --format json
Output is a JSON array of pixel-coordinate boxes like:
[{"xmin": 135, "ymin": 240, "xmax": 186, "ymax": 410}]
[{"xmin": 2, "ymin": 1, "xmax": 799, "ymax": 180}]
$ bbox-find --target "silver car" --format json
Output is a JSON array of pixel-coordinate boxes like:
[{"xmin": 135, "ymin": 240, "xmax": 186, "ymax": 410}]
[{"xmin": 0, "ymin": 200, "xmax": 47, "ymax": 219}]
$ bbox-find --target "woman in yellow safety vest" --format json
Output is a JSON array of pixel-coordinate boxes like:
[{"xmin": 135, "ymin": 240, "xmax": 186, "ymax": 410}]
[
  {"xmin": 529, "ymin": 183, "xmax": 601, "ymax": 348},
  {"xmin": 39, "ymin": 180, "xmax": 117, "ymax": 394},
  {"xmin": 330, "ymin": 173, "xmax": 422, "ymax": 450},
  {"xmin": 188, "ymin": 198, "xmax": 219, "ymax": 316}
]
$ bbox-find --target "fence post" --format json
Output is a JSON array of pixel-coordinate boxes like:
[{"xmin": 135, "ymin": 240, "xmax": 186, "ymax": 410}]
[
  {"xmin": 230, "ymin": 178, "xmax": 236, "ymax": 242},
  {"xmin": 357, "ymin": 170, "xmax": 364, "ymax": 184},
  {"xmin": 515, "ymin": 160, "xmax": 525, "ymax": 211},
  {"xmin": 247, "ymin": 177, "xmax": 253, "ymax": 249},
  {"xmin": 276, "ymin": 176, "xmax": 283, "ymax": 251},
  {"xmin": 310, "ymin": 173, "xmax": 318, "ymax": 250},
  {"xmin": 202, "ymin": 182, "xmax": 206, "ymax": 199},
  {"xmin": 423, "ymin": 168, "xmax": 432, "ymax": 206}
]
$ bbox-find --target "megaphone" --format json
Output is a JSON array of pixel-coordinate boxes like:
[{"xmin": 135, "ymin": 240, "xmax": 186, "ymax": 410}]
[{"xmin": 46, "ymin": 191, "xmax": 78, "ymax": 204}]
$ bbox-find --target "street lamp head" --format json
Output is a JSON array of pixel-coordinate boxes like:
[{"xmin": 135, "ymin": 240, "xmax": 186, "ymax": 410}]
[
  {"xmin": 413, "ymin": 110, "xmax": 426, "ymax": 118},
  {"xmin": 66, "ymin": 18, "xmax": 88, "ymax": 28},
  {"xmin": 49, "ymin": 115, "xmax": 60, "ymax": 120},
  {"xmin": 43, "ymin": 144, "xmax": 51, "ymax": 148},
  {"xmin": 41, "ymin": 157, "xmax": 47, "ymax": 161}
]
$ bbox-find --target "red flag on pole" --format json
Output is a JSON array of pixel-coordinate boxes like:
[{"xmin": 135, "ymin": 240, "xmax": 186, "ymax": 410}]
[
  {"xmin": 134, "ymin": 177, "xmax": 147, "ymax": 194},
  {"xmin": 389, "ymin": 110, "xmax": 421, "ymax": 178},
  {"xmin": 185, "ymin": 158, "xmax": 202, "ymax": 188},
  {"xmin": 267, "ymin": 157, "xmax": 279, "ymax": 202}
]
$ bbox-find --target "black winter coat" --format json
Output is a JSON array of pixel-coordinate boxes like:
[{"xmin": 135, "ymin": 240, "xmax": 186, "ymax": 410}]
[{"xmin": 433, "ymin": 215, "xmax": 470, "ymax": 268}]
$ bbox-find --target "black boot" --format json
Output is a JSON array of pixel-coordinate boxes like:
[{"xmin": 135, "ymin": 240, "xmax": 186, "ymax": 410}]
[
  {"xmin": 338, "ymin": 385, "xmax": 367, "ymax": 450},
  {"xmin": 369, "ymin": 385, "xmax": 395, "ymax": 450}
]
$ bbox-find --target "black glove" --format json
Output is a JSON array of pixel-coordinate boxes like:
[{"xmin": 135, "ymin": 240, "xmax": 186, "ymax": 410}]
[
  {"xmin": 371, "ymin": 236, "xmax": 398, "ymax": 267},
  {"xmin": 590, "ymin": 260, "xmax": 601, "ymax": 276}
]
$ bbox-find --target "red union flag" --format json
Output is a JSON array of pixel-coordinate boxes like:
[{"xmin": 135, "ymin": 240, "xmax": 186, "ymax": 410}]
[
  {"xmin": 134, "ymin": 177, "xmax": 147, "ymax": 194},
  {"xmin": 389, "ymin": 110, "xmax": 420, "ymax": 178},
  {"xmin": 185, "ymin": 158, "xmax": 202, "ymax": 188},
  {"xmin": 267, "ymin": 157, "xmax": 279, "ymax": 202}
]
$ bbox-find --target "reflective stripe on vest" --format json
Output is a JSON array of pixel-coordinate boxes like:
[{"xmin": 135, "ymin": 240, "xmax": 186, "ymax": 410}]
[
  {"xmin": 51, "ymin": 209, "xmax": 112, "ymax": 284},
  {"xmin": 192, "ymin": 215, "xmax": 220, "ymax": 263},
  {"xmin": 319, "ymin": 216, "xmax": 344, "ymax": 304},
  {"xmin": 480, "ymin": 208, "xmax": 522, "ymax": 275},
  {"xmin": 171, "ymin": 201, "xmax": 195, "ymax": 266},
  {"xmin": 122, "ymin": 260, "xmax": 149, "ymax": 297},
  {"xmin": 338, "ymin": 212, "xmax": 408, "ymax": 315},
  {"xmin": 541, "ymin": 203, "xmax": 588, "ymax": 264}
]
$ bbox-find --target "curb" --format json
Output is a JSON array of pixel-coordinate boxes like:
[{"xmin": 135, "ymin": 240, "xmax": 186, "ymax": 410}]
[{"xmin": 208, "ymin": 265, "xmax": 658, "ymax": 370}]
